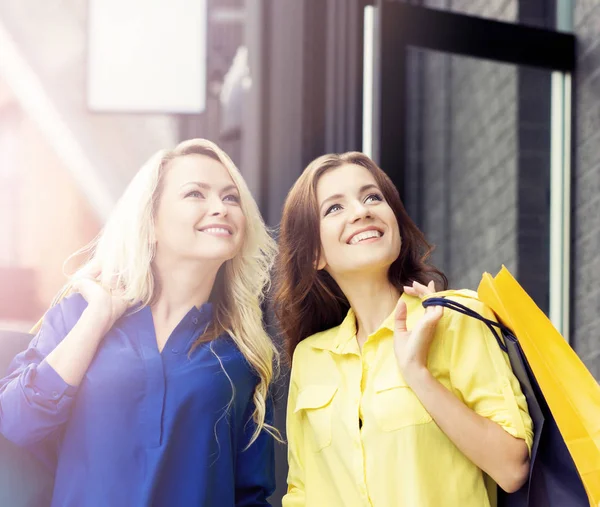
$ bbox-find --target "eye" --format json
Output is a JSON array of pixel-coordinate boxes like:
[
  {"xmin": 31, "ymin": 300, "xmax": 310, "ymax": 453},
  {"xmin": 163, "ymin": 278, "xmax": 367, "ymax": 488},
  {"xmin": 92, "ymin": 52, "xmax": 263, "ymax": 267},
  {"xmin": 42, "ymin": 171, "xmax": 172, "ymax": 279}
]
[
  {"xmin": 185, "ymin": 190, "xmax": 204, "ymax": 199},
  {"xmin": 324, "ymin": 203, "xmax": 343, "ymax": 216},
  {"xmin": 223, "ymin": 194, "xmax": 241, "ymax": 204},
  {"xmin": 365, "ymin": 193, "xmax": 383, "ymax": 203}
]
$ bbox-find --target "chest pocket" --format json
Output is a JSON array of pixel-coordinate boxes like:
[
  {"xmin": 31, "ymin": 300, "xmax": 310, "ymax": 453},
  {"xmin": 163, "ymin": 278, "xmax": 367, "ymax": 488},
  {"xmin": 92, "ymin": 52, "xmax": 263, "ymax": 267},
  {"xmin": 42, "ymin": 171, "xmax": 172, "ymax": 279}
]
[
  {"xmin": 372, "ymin": 374, "xmax": 432, "ymax": 431},
  {"xmin": 294, "ymin": 385, "xmax": 338, "ymax": 451}
]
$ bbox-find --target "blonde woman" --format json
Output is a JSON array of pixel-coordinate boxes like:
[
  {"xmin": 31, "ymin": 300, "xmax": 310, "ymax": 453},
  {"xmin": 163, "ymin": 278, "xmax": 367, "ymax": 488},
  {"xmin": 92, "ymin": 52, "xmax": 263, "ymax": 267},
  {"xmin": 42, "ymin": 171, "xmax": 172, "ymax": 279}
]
[{"xmin": 0, "ymin": 139, "xmax": 279, "ymax": 507}]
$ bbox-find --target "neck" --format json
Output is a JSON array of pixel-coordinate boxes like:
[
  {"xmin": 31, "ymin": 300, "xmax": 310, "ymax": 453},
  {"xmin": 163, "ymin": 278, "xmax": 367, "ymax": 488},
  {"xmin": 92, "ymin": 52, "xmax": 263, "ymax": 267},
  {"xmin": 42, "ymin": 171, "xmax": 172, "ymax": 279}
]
[
  {"xmin": 333, "ymin": 270, "xmax": 401, "ymax": 339},
  {"xmin": 151, "ymin": 256, "xmax": 222, "ymax": 321}
]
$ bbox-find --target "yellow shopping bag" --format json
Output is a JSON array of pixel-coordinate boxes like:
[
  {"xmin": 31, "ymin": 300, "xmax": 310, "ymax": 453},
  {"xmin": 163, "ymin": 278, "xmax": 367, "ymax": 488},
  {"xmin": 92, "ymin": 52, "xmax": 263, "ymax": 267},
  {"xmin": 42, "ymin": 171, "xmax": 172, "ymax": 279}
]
[{"xmin": 478, "ymin": 266, "xmax": 600, "ymax": 506}]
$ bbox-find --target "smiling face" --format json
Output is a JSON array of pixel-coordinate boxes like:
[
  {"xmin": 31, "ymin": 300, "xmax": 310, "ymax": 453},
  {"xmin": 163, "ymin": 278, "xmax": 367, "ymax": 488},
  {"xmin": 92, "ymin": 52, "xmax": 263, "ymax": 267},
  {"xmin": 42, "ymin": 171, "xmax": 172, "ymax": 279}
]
[
  {"xmin": 153, "ymin": 153, "xmax": 246, "ymax": 266},
  {"xmin": 315, "ymin": 163, "xmax": 402, "ymax": 279}
]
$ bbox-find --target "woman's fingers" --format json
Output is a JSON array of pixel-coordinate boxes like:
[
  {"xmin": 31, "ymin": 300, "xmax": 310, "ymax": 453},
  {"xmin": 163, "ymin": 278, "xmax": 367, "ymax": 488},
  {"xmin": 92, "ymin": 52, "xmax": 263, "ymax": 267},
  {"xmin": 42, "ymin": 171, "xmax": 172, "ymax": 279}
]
[
  {"xmin": 404, "ymin": 280, "xmax": 436, "ymax": 298},
  {"xmin": 394, "ymin": 298, "xmax": 409, "ymax": 334},
  {"xmin": 402, "ymin": 280, "xmax": 443, "ymax": 325},
  {"xmin": 77, "ymin": 260, "xmax": 102, "ymax": 280},
  {"xmin": 421, "ymin": 304, "xmax": 444, "ymax": 325},
  {"xmin": 403, "ymin": 285, "xmax": 417, "ymax": 296},
  {"xmin": 74, "ymin": 262, "xmax": 125, "ymax": 297}
]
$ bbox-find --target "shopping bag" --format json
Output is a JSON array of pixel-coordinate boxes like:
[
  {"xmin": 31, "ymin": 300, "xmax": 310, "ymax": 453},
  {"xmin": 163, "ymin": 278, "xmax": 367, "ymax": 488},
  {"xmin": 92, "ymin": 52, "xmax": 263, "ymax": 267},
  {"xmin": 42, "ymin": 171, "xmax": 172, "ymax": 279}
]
[
  {"xmin": 424, "ymin": 290, "xmax": 590, "ymax": 506},
  {"xmin": 478, "ymin": 266, "xmax": 600, "ymax": 506}
]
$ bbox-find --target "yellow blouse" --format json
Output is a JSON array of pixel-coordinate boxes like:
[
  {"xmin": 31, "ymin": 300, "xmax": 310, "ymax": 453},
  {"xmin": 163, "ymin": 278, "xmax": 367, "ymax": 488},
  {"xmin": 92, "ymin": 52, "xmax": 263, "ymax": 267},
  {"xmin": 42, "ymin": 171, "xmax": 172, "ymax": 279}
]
[{"xmin": 283, "ymin": 290, "xmax": 533, "ymax": 507}]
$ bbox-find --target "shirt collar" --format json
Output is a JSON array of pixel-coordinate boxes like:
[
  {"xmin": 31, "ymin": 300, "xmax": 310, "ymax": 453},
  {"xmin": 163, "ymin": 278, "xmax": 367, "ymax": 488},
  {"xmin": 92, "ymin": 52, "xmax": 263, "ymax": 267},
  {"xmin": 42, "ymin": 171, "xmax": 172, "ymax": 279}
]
[
  {"xmin": 122, "ymin": 301, "xmax": 214, "ymax": 331},
  {"xmin": 189, "ymin": 301, "xmax": 214, "ymax": 329},
  {"xmin": 310, "ymin": 292, "xmax": 422, "ymax": 354}
]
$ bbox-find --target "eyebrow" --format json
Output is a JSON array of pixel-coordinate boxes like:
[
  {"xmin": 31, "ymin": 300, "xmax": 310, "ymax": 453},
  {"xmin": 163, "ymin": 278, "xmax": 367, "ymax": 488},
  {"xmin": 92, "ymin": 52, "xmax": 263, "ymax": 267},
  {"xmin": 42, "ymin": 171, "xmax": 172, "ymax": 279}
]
[
  {"xmin": 319, "ymin": 183, "xmax": 380, "ymax": 211},
  {"xmin": 182, "ymin": 182, "xmax": 239, "ymax": 193}
]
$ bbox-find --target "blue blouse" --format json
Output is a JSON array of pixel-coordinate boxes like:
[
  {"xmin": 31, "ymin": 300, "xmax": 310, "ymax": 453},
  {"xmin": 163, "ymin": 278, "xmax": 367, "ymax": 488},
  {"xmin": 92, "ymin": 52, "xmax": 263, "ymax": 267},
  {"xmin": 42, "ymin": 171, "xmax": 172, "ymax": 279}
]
[{"xmin": 0, "ymin": 294, "xmax": 275, "ymax": 507}]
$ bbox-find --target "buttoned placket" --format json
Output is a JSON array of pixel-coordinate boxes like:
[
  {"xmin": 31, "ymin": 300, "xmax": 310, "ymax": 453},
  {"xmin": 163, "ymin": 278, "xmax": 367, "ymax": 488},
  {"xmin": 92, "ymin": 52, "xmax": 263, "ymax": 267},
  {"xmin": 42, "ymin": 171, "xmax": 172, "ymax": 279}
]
[
  {"xmin": 338, "ymin": 333, "xmax": 375, "ymax": 507},
  {"xmin": 135, "ymin": 305, "xmax": 211, "ymax": 448}
]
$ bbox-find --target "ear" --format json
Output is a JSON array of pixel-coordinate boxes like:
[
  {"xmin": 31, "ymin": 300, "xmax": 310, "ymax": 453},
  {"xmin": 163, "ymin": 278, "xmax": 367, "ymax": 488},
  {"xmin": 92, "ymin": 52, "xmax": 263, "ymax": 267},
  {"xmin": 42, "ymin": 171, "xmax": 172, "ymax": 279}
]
[{"xmin": 315, "ymin": 250, "xmax": 327, "ymax": 271}]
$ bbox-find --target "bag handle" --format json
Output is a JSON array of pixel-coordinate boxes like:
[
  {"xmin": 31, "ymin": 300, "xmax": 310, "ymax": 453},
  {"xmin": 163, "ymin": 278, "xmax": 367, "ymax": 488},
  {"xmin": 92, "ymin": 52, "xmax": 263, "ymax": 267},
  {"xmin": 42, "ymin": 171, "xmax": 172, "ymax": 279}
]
[{"xmin": 422, "ymin": 297, "xmax": 517, "ymax": 353}]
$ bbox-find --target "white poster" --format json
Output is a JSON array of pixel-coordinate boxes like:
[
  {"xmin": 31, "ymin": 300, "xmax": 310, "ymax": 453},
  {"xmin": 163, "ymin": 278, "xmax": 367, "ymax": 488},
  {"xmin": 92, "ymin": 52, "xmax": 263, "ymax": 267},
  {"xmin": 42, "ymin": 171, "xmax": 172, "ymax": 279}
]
[{"xmin": 87, "ymin": 0, "xmax": 207, "ymax": 113}]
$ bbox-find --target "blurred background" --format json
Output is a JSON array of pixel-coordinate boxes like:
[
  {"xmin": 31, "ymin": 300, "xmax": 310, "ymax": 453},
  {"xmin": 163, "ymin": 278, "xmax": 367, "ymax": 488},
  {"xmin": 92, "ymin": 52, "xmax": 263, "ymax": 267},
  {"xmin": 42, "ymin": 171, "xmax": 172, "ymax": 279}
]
[{"xmin": 0, "ymin": 0, "xmax": 598, "ymax": 504}]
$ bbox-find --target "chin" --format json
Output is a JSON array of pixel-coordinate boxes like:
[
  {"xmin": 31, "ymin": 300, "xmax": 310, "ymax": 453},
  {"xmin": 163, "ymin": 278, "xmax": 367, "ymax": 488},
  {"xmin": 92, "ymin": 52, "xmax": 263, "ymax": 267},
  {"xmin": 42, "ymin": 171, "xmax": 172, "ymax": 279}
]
[
  {"xmin": 193, "ymin": 239, "xmax": 241, "ymax": 259},
  {"xmin": 188, "ymin": 248, "xmax": 237, "ymax": 263},
  {"xmin": 341, "ymin": 257, "xmax": 394, "ymax": 276},
  {"xmin": 359, "ymin": 251, "xmax": 396, "ymax": 267}
]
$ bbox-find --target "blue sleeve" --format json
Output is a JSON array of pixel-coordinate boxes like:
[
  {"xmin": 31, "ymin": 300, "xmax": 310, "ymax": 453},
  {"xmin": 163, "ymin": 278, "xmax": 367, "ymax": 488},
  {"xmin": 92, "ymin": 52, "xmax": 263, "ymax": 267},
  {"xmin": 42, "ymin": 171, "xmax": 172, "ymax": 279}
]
[
  {"xmin": 0, "ymin": 296, "xmax": 83, "ymax": 447},
  {"xmin": 234, "ymin": 392, "xmax": 276, "ymax": 507}
]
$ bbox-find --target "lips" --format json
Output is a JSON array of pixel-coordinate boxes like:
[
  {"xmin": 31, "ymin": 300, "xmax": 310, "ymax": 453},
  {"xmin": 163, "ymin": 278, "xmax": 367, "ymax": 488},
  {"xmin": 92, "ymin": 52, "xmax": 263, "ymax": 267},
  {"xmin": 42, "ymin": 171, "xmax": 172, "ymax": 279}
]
[{"xmin": 347, "ymin": 226, "xmax": 384, "ymax": 245}]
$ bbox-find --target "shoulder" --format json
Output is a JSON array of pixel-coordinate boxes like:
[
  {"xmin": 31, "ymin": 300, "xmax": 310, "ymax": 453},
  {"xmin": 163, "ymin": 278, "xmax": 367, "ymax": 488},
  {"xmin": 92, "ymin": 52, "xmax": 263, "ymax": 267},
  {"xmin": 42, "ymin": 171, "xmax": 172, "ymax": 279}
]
[
  {"xmin": 57, "ymin": 293, "xmax": 88, "ymax": 324},
  {"xmin": 289, "ymin": 325, "xmax": 341, "ymax": 388},
  {"xmin": 41, "ymin": 293, "xmax": 88, "ymax": 333},
  {"xmin": 293, "ymin": 324, "xmax": 339, "ymax": 359},
  {"xmin": 28, "ymin": 293, "xmax": 87, "ymax": 352},
  {"xmin": 438, "ymin": 288, "xmax": 479, "ymax": 305},
  {"xmin": 433, "ymin": 288, "xmax": 496, "ymax": 324},
  {"xmin": 431, "ymin": 289, "xmax": 505, "ymax": 358},
  {"xmin": 210, "ymin": 334, "xmax": 260, "ymax": 381}
]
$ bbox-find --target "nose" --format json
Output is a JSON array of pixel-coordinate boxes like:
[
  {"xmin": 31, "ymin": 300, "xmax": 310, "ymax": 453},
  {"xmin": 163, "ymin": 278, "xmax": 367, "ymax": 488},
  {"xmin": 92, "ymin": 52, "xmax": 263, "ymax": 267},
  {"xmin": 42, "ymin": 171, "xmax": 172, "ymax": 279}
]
[
  {"xmin": 349, "ymin": 200, "xmax": 370, "ymax": 222},
  {"xmin": 208, "ymin": 194, "xmax": 228, "ymax": 217}
]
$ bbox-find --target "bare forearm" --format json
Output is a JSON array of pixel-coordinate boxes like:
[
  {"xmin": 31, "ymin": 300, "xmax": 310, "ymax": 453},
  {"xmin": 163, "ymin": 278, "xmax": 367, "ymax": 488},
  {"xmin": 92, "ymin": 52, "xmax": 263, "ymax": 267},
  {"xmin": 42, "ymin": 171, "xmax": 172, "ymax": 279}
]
[
  {"xmin": 405, "ymin": 368, "xmax": 529, "ymax": 492},
  {"xmin": 45, "ymin": 306, "xmax": 114, "ymax": 387}
]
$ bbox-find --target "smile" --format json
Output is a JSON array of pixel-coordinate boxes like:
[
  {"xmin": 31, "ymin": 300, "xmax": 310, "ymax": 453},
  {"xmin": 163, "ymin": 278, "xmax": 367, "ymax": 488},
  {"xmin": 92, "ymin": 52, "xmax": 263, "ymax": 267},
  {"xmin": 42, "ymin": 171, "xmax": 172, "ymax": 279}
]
[
  {"xmin": 198, "ymin": 227, "xmax": 233, "ymax": 236},
  {"xmin": 348, "ymin": 229, "xmax": 383, "ymax": 245}
]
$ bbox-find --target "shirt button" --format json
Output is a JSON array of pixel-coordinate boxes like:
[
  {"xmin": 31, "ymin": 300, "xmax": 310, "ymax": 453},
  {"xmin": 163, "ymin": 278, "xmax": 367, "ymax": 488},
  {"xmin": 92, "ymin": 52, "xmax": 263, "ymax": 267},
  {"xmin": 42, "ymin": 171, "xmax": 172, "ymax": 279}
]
[
  {"xmin": 192, "ymin": 317, "xmax": 199, "ymax": 325},
  {"xmin": 51, "ymin": 391, "xmax": 59, "ymax": 399},
  {"xmin": 171, "ymin": 348, "xmax": 179, "ymax": 354}
]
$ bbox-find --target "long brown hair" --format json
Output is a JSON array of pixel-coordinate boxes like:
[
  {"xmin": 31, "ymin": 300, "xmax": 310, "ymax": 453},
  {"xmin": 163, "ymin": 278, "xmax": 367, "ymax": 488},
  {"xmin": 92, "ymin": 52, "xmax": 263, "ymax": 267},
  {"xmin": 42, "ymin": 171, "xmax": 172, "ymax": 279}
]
[{"xmin": 274, "ymin": 152, "xmax": 448, "ymax": 358}]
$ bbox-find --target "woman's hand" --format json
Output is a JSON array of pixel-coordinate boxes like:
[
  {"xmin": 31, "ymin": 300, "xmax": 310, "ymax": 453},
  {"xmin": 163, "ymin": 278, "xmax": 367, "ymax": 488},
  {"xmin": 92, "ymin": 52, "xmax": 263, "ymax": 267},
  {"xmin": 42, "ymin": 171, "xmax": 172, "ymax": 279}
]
[
  {"xmin": 44, "ymin": 263, "xmax": 131, "ymax": 387},
  {"xmin": 71, "ymin": 263, "xmax": 129, "ymax": 330},
  {"xmin": 392, "ymin": 281, "xmax": 530, "ymax": 493},
  {"xmin": 393, "ymin": 281, "xmax": 443, "ymax": 385}
]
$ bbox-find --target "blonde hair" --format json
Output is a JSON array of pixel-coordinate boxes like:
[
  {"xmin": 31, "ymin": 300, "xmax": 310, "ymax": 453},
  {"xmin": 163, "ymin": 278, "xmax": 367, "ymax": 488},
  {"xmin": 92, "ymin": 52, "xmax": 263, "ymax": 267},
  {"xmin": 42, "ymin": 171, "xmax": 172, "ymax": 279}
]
[{"xmin": 40, "ymin": 139, "xmax": 279, "ymax": 445}]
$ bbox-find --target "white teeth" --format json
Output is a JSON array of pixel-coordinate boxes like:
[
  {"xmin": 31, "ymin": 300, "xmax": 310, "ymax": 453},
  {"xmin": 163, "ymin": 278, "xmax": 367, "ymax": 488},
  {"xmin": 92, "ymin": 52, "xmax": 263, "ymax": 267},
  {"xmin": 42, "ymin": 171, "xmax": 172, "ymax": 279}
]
[
  {"xmin": 202, "ymin": 227, "xmax": 231, "ymax": 235},
  {"xmin": 349, "ymin": 230, "xmax": 382, "ymax": 245}
]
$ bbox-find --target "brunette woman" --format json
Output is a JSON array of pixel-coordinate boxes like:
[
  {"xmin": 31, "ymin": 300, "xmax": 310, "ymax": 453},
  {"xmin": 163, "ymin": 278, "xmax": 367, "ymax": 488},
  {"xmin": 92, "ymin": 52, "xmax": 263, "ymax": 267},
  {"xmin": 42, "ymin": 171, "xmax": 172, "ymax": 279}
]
[{"xmin": 275, "ymin": 152, "xmax": 533, "ymax": 507}]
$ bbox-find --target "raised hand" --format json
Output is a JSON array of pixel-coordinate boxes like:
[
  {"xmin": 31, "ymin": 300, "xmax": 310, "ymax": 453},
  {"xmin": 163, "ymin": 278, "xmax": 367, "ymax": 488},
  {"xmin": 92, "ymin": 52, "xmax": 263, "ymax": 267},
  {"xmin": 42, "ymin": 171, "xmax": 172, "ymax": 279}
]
[
  {"xmin": 71, "ymin": 263, "xmax": 129, "ymax": 329},
  {"xmin": 393, "ymin": 281, "xmax": 443, "ymax": 384}
]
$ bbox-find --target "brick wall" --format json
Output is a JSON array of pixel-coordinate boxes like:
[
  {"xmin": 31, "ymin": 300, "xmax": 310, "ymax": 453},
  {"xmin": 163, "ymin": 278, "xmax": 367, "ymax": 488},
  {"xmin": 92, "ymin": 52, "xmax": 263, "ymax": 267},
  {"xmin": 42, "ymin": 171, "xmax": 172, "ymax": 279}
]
[
  {"xmin": 407, "ymin": 0, "xmax": 600, "ymax": 376},
  {"xmin": 406, "ymin": 0, "xmax": 520, "ymax": 291},
  {"xmin": 447, "ymin": 55, "xmax": 519, "ymax": 289},
  {"xmin": 405, "ymin": 0, "xmax": 553, "ymax": 316},
  {"xmin": 572, "ymin": 0, "xmax": 600, "ymax": 378}
]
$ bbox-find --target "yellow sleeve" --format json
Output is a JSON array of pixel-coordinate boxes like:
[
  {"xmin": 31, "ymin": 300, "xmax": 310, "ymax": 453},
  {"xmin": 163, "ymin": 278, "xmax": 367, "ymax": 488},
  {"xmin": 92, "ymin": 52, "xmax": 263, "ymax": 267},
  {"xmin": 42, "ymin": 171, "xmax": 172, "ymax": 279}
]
[
  {"xmin": 444, "ymin": 297, "xmax": 534, "ymax": 454},
  {"xmin": 282, "ymin": 356, "xmax": 305, "ymax": 507}
]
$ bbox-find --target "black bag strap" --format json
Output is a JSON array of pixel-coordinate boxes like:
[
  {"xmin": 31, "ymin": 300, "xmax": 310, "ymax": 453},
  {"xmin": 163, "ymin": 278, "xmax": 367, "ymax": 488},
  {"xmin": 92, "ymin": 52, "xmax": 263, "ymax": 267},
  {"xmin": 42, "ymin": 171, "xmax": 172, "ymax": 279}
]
[{"xmin": 422, "ymin": 297, "xmax": 516, "ymax": 353}]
